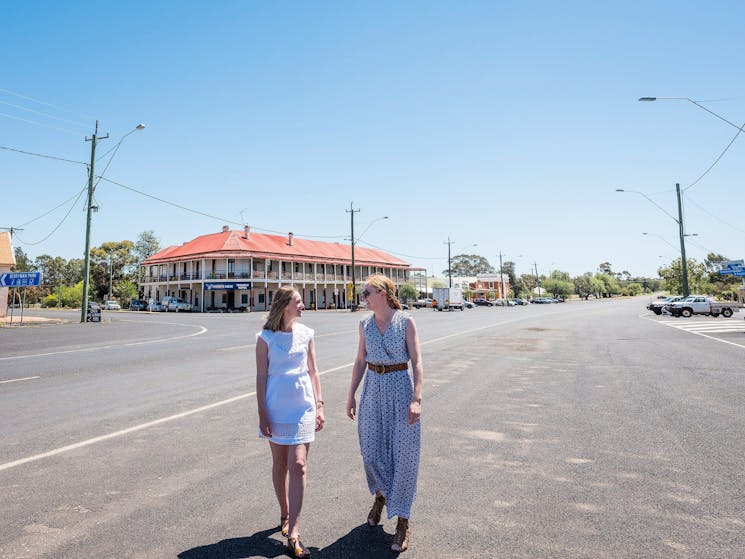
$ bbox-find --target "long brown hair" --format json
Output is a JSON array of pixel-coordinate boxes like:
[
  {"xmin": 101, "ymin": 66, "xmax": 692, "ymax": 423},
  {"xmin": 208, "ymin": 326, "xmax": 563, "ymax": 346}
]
[
  {"xmin": 263, "ymin": 286, "xmax": 300, "ymax": 331},
  {"xmin": 365, "ymin": 274, "xmax": 402, "ymax": 310}
]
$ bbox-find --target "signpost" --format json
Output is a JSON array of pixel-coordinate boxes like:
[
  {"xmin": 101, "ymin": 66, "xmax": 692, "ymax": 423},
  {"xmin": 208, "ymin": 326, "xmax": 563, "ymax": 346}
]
[{"xmin": 2, "ymin": 272, "xmax": 43, "ymax": 326}]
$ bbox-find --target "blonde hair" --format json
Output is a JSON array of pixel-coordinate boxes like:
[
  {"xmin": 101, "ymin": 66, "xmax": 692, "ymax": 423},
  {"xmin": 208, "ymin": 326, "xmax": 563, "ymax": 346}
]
[
  {"xmin": 263, "ymin": 286, "xmax": 300, "ymax": 331},
  {"xmin": 365, "ymin": 274, "xmax": 402, "ymax": 310}
]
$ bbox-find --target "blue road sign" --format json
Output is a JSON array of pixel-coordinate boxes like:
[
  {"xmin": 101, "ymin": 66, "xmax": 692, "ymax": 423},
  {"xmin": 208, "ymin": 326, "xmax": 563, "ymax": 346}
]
[
  {"xmin": 0, "ymin": 272, "xmax": 42, "ymax": 287},
  {"xmin": 718, "ymin": 259, "xmax": 744, "ymax": 275}
]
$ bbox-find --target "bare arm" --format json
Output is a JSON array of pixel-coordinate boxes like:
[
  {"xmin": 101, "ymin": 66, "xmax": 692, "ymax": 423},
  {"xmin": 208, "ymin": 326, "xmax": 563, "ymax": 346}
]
[
  {"xmin": 306, "ymin": 337, "xmax": 325, "ymax": 431},
  {"xmin": 256, "ymin": 336, "xmax": 271, "ymax": 437},
  {"xmin": 405, "ymin": 316, "xmax": 423, "ymax": 424},
  {"xmin": 346, "ymin": 321, "xmax": 368, "ymax": 420}
]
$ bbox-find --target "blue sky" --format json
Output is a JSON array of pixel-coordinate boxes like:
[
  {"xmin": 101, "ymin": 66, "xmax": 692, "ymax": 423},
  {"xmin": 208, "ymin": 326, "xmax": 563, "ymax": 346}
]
[{"xmin": 2, "ymin": 1, "xmax": 744, "ymax": 279}]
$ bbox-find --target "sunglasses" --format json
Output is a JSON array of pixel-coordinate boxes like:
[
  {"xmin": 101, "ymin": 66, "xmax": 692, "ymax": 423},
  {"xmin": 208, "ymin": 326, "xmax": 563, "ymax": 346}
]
[{"xmin": 362, "ymin": 288, "xmax": 380, "ymax": 298}]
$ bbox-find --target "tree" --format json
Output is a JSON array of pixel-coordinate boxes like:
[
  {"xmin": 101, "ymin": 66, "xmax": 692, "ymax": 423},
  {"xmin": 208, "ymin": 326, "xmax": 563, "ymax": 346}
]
[
  {"xmin": 90, "ymin": 240, "xmax": 138, "ymax": 300},
  {"xmin": 446, "ymin": 254, "xmax": 494, "ymax": 276},
  {"xmin": 502, "ymin": 261, "xmax": 518, "ymax": 295},
  {"xmin": 598, "ymin": 262, "xmax": 613, "ymax": 274},
  {"xmin": 573, "ymin": 273, "xmax": 595, "ymax": 299},
  {"xmin": 398, "ymin": 283, "xmax": 418, "ymax": 304},
  {"xmin": 12, "ymin": 247, "xmax": 32, "ymax": 271},
  {"xmin": 658, "ymin": 258, "xmax": 708, "ymax": 295},
  {"xmin": 135, "ymin": 230, "xmax": 160, "ymax": 262},
  {"xmin": 543, "ymin": 277, "xmax": 574, "ymax": 298},
  {"xmin": 34, "ymin": 255, "xmax": 67, "ymax": 288},
  {"xmin": 594, "ymin": 272, "xmax": 621, "ymax": 297}
]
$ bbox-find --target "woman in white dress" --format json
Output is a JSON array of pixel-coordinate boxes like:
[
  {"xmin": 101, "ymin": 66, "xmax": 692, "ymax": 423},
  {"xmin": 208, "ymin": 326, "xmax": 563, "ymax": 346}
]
[{"xmin": 256, "ymin": 286, "xmax": 324, "ymax": 558}]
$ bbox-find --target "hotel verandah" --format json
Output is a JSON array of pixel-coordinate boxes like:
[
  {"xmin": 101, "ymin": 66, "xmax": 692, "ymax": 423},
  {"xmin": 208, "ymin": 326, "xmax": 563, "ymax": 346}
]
[{"xmin": 140, "ymin": 226, "xmax": 423, "ymax": 312}]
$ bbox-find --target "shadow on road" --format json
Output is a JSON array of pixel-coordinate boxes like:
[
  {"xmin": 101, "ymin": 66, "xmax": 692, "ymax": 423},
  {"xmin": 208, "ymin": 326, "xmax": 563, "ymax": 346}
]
[{"xmin": 177, "ymin": 524, "xmax": 399, "ymax": 558}]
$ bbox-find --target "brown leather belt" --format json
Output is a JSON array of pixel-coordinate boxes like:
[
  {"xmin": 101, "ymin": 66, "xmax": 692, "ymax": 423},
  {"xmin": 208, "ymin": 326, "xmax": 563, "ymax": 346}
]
[{"xmin": 367, "ymin": 362, "xmax": 408, "ymax": 374}]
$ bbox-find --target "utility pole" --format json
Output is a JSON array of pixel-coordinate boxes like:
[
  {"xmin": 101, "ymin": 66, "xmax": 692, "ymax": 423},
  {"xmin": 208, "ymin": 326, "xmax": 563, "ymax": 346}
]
[
  {"xmin": 498, "ymin": 251, "xmax": 505, "ymax": 299},
  {"xmin": 444, "ymin": 237, "xmax": 454, "ymax": 288},
  {"xmin": 533, "ymin": 262, "xmax": 540, "ymax": 297},
  {"xmin": 347, "ymin": 202, "xmax": 360, "ymax": 311},
  {"xmin": 108, "ymin": 254, "xmax": 113, "ymax": 301},
  {"xmin": 675, "ymin": 183, "xmax": 690, "ymax": 297},
  {"xmin": 81, "ymin": 121, "xmax": 109, "ymax": 323}
]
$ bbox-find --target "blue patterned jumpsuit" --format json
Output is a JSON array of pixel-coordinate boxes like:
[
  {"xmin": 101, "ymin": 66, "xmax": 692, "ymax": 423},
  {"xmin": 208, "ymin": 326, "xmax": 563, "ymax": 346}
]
[{"xmin": 358, "ymin": 310, "xmax": 421, "ymax": 519}]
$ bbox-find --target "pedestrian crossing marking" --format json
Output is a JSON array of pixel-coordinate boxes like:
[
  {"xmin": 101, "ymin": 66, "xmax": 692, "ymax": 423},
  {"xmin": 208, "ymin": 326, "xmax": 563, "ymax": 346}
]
[{"xmin": 657, "ymin": 318, "xmax": 745, "ymax": 334}]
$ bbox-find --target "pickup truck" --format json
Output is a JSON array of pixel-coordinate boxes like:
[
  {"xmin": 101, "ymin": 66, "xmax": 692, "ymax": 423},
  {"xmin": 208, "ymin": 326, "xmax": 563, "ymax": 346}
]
[
  {"xmin": 664, "ymin": 295, "xmax": 741, "ymax": 318},
  {"xmin": 412, "ymin": 298, "xmax": 434, "ymax": 309},
  {"xmin": 646, "ymin": 295, "xmax": 684, "ymax": 315}
]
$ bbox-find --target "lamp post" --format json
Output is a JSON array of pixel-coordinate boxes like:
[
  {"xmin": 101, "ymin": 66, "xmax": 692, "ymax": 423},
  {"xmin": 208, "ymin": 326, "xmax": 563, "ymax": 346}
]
[
  {"xmin": 639, "ymin": 97, "xmax": 745, "ymax": 133},
  {"xmin": 80, "ymin": 122, "xmax": 144, "ymax": 322},
  {"xmin": 443, "ymin": 240, "xmax": 477, "ymax": 288},
  {"xmin": 616, "ymin": 185, "xmax": 690, "ymax": 296},
  {"xmin": 347, "ymin": 203, "xmax": 387, "ymax": 311},
  {"xmin": 497, "ymin": 251, "xmax": 522, "ymax": 300}
]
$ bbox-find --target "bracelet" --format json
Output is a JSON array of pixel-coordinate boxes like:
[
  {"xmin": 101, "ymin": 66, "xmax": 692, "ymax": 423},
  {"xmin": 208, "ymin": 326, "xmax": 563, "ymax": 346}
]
[{"xmin": 316, "ymin": 400, "xmax": 324, "ymax": 407}]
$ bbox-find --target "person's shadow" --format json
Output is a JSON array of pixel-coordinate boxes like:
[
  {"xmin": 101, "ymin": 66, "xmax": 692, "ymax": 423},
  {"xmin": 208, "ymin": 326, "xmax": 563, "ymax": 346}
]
[{"xmin": 178, "ymin": 524, "xmax": 399, "ymax": 559}]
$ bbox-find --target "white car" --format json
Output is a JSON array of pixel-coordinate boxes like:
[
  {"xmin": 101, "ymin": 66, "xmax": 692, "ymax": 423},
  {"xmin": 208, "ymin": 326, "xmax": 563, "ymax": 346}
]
[{"xmin": 102, "ymin": 300, "xmax": 121, "ymax": 310}]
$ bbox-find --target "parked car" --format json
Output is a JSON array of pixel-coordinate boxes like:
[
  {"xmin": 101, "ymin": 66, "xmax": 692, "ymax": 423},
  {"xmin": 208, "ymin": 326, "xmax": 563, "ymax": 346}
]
[
  {"xmin": 162, "ymin": 296, "xmax": 192, "ymax": 312},
  {"xmin": 412, "ymin": 298, "xmax": 434, "ymax": 309},
  {"xmin": 493, "ymin": 299, "xmax": 515, "ymax": 306},
  {"xmin": 646, "ymin": 296, "xmax": 684, "ymax": 315},
  {"xmin": 473, "ymin": 298, "xmax": 493, "ymax": 306},
  {"xmin": 147, "ymin": 299, "xmax": 164, "ymax": 312},
  {"xmin": 129, "ymin": 299, "xmax": 148, "ymax": 311},
  {"xmin": 664, "ymin": 295, "xmax": 740, "ymax": 318},
  {"xmin": 464, "ymin": 300, "xmax": 475, "ymax": 308},
  {"xmin": 102, "ymin": 300, "xmax": 121, "ymax": 310},
  {"xmin": 510, "ymin": 298, "xmax": 528, "ymax": 306}
]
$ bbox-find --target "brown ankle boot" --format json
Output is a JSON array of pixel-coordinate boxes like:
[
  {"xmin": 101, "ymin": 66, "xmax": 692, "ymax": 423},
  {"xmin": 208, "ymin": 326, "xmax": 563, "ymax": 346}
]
[
  {"xmin": 391, "ymin": 517, "xmax": 410, "ymax": 552},
  {"xmin": 367, "ymin": 494, "xmax": 386, "ymax": 526}
]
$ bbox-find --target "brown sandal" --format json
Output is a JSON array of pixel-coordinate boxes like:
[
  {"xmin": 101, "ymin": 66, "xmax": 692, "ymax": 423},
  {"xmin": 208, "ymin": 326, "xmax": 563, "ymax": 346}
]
[
  {"xmin": 367, "ymin": 494, "xmax": 386, "ymax": 526},
  {"xmin": 280, "ymin": 515, "xmax": 289, "ymax": 537},
  {"xmin": 391, "ymin": 517, "xmax": 410, "ymax": 552},
  {"xmin": 287, "ymin": 535, "xmax": 311, "ymax": 558}
]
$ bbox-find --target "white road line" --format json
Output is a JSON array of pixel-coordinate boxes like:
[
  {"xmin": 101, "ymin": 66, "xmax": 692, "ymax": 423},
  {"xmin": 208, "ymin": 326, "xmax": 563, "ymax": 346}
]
[
  {"xmin": 0, "ymin": 376, "xmax": 40, "ymax": 385},
  {"xmin": 642, "ymin": 314, "xmax": 745, "ymax": 350},
  {"xmin": 0, "ymin": 323, "xmax": 208, "ymax": 361},
  {"xmin": 0, "ymin": 319, "xmax": 517, "ymax": 473}
]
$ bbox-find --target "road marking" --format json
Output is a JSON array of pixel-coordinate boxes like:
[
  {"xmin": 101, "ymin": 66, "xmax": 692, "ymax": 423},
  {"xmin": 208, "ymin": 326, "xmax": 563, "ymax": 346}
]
[
  {"xmin": 643, "ymin": 315, "xmax": 745, "ymax": 349},
  {"xmin": 0, "ymin": 319, "xmax": 518, "ymax": 473},
  {"xmin": 0, "ymin": 376, "xmax": 40, "ymax": 385},
  {"xmin": 0, "ymin": 323, "xmax": 208, "ymax": 361}
]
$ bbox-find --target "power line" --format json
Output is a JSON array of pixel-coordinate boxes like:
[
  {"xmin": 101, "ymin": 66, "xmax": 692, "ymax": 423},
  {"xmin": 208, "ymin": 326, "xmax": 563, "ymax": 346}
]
[
  {"xmin": 683, "ymin": 122, "xmax": 744, "ymax": 192},
  {"xmin": 13, "ymin": 187, "xmax": 87, "ymax": 246},
  {"xmin": 0, "ymin": 111, "xmax": 81, "ymax": 136},
  {"xmin": 0, "ymin": 87, "xmax": 94, "ymax": 120},
  {"xmin": 97, "ymin": 176, "xmax": 345, "ymax": 240},
  {"xmin": 356, "ymin": 239, "xmax": 442, "ymax": 261},
  {"xmin": 0, "ymin": 99, "xmax": 89, "ymax": 129},
  {"xmin": 684, "ymin": 194, "xmax": 745, "ymax": 235},
  {"xmin": 17, "ymin": 185, "xmax": 88, "ymax": 227},
  {"xmin": 0, "ymin": 144, "xmax": 88, "ymax": 166}
]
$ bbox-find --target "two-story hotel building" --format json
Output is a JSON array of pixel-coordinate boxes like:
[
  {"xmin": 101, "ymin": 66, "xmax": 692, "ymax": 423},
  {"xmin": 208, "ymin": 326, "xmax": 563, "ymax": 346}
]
[{"xmin": 140, "ymin": 226, "xmax": 420, "ymax": 312}]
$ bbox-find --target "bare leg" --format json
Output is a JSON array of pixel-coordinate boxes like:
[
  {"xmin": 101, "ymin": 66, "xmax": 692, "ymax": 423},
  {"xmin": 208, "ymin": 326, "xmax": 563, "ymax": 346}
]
[
  {"xmin": 269, "ymin": 442, "xmax": 289, "ymax": 518},
  {"xmin": 287, "ymin": 443, "xmax": 310, "ymax": 538}
]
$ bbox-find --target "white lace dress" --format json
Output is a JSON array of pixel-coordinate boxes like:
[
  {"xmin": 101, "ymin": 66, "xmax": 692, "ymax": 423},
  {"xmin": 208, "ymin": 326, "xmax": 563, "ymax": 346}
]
[{"xmin": 257, "ymin": 323, "xmax": 317, "ymax": 445}]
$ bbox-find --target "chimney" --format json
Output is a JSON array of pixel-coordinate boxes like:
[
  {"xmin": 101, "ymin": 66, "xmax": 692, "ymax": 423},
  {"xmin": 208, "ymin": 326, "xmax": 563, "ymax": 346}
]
[
  {"xmin": 243, "ymin": 225, "xmax": 250, "ymax": 239},
  {"xmin": 222, "ymin": 225, "xmax": 230, "ymax": 233},
  {"xmin": 287, "ymin": 232, "xmax": 294, "ymax": 246}
]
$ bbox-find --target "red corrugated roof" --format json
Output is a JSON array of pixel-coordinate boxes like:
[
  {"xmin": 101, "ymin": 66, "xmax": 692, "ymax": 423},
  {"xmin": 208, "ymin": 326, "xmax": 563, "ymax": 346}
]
[{"xmin": 143, "ymin": 229, "xmax": 409, "ymax": 267}]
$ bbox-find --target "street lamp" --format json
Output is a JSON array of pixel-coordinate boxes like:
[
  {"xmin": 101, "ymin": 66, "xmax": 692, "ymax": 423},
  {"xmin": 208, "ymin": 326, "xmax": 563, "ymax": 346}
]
[
  {"xmin": 616, "ymin": 186, "xmax": 690, "ymax": 296},
  {"xmin": 347, "ymin": 203, "xmax": 387, "ymax": 311},
  {"xmin": 80, "ymin": 122, "xmax": 144, "ymax": 322},
  {"xmin": 639, "ymin": 97, "xmax": 744, "ymax": 133}
]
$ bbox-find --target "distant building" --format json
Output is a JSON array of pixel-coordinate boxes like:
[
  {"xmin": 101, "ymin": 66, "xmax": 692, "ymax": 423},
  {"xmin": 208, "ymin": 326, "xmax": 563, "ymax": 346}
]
[
  {"xmin": 141, "ymin": 226, "xmax": 423, "ymax": 312},
  {"xmin": 0, "ymin": 232, "xmax": 15, "ymax": 317},
  {"xmin": 470, "ymin": 273, "xmax": 511, "ymax": 300}
]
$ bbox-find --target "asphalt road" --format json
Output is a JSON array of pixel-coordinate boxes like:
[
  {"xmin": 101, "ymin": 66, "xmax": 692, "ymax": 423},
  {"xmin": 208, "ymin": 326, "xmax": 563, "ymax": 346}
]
[{"xmin": 1, "ymin": 299, "xmax": 744, "ymax": 558}]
